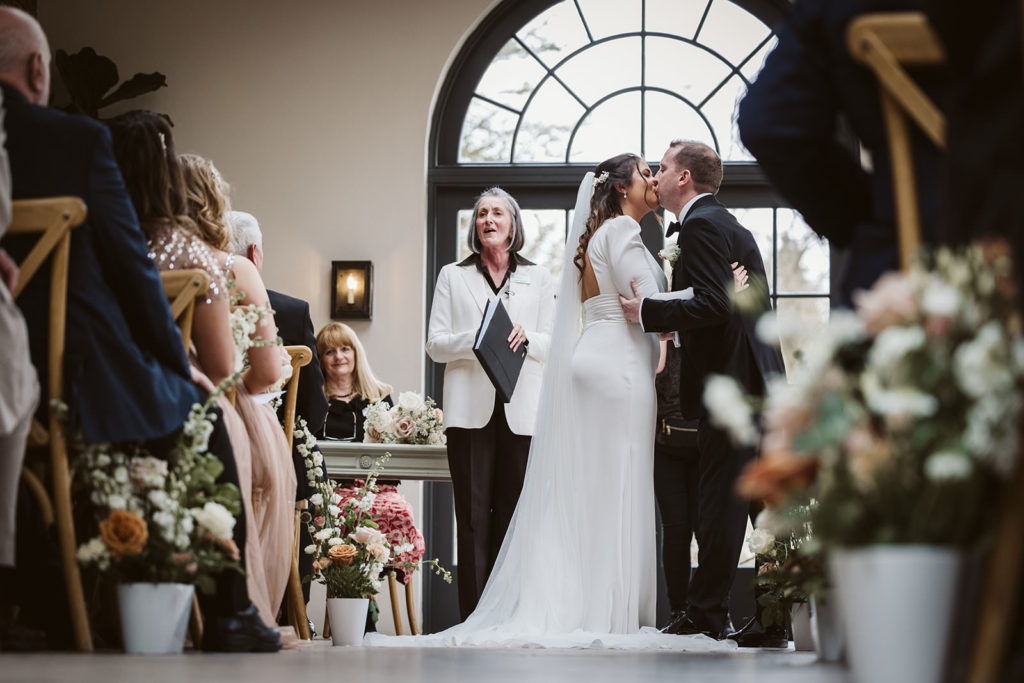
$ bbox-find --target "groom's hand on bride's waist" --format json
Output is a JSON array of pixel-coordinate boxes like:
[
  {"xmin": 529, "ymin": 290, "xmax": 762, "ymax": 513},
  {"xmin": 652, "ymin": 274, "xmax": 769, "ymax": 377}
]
[{"xmin": 619, "ymin": 279, "xmax": 643, "ymax": 324}]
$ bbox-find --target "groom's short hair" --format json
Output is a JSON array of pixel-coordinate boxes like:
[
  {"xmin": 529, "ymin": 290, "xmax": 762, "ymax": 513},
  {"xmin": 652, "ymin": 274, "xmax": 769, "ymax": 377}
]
[{"xmin": 669, "ymin": 140, "xmax": 722, "ymax": 194}]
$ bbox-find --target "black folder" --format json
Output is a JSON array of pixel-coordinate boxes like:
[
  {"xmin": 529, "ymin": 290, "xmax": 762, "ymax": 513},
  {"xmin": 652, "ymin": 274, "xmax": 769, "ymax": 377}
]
[{"xmin": 473, "ymin": 298, "xmax": 527, "ymax": 403}]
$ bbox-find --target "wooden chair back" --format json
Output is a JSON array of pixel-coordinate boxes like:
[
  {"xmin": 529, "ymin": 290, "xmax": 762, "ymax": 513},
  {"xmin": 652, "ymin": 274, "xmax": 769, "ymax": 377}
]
[
  {"xmin": 282, "ymin": 345, "xmax": 313, "ymax": 639},
  {"xmin": 160, "ymin": 269, "xmax": 210, "ymax": 348},
  {"xmin": 282, "ymin": 346, "xmax": 312, "ymax": 449},
  {"xmin": 8, "ymin": 196, "xmax": 92, "ymax": 651},
  {"xmin": 847, "ymin": 11, "xmax": 946, "ymax": 271}
]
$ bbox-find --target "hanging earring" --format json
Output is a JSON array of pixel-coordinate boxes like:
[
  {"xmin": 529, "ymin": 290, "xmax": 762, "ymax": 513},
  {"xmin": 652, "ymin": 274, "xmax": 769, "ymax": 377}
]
[{"xmin": 622, "ymin": 191, "xmax": 628, "ymax": 198}]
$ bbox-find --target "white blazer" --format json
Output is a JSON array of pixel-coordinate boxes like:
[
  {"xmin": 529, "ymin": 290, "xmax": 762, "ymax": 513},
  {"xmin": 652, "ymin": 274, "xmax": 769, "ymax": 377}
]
[{"xmin": 426, "ymin": 258, "xmax": 555, "ymax": 435}]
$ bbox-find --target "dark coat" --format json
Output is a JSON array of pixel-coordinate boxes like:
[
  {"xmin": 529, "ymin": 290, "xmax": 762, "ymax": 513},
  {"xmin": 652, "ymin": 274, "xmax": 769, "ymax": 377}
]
[
  {"xmin": 268, "ymin": 289, "xmax": 327, "ymax": 435},
  {"xmin": 0, "ymin": 83, "xmax": 196, "ymax": 442}
]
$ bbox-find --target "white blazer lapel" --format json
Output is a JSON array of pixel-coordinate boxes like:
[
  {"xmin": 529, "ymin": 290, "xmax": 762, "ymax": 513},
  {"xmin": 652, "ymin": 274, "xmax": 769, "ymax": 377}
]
[{"xmin": 456, "ymin": 264, "xmax": 490, "ymax": 315}]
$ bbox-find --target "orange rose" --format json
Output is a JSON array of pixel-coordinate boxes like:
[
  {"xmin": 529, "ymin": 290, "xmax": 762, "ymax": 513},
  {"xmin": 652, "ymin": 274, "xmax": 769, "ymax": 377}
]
[
  {"xmin": 99, "ymin": 509, "xmax": 148, "ymax": 558},
  {"xmin": 328, "ymin": 544, "xmax": 358, "ymax": 566},
  {"xmin": 220, "ymin": 538, "xmax": 241, "ymax": 562},
  {"xmin": 735, "ymin": 451, "xmax": 819, "ymax": 506}
]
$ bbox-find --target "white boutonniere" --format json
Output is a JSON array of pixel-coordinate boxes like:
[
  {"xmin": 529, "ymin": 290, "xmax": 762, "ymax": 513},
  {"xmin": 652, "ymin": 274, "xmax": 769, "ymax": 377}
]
[{"xmin": 659, "ymin": 241, "xmax": 680, "ymax": 266}]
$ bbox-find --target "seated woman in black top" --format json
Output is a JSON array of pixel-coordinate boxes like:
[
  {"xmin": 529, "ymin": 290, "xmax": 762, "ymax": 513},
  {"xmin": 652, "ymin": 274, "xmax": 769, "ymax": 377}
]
[{"xmin": 316, "ymin": 322, "xmax": 393, "ymax": 441}]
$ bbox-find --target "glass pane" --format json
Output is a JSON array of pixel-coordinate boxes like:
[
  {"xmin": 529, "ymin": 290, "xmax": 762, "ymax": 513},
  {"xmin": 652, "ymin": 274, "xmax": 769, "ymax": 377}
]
[
  {"xmin": 556, "ymin": 37, "xmax": 642, "ymax": 106},
  {"xmin": 570, "ymin": 92, "xmax": 642, "ymax": 163},
  {"xmin": 776, "ymin": 209, "xmax": 829, "ymax": 294},
  {"xmin": 457, "ymin": 209, "xmax": 567, "ymax": 285},
  {"xmin": 646, "ymin": 36, "xmax": 733, "ymax": 105},
  {"xmin": 517, "ymin": 1, "xmax": 591, "ymax": 69},
  {"xmin": 731, "ymin": 208, "xmax": 775, "ymax": 290},
  {"xmin": 699, "ymin": 73, "xmax": 752, "ymax": 161},
  {"xmin": 697, "ymin": 0, "xmax": 772, "ymax": 66},
  {"xmin": 644, "ymin": 90, "xmax": 716, "ymax": 164},
  {"xmin": 577, "ymin": 0, "xmax": 642, "ymax": 40},
  {"xmin": 458, "ymin": 97, "xmax": 518, "ymax": 163},
  {"xmin": 475, "ymin": 38, "xmax": 548, "ymax": 111},
  {"xmin": 739, "ymin": 35, "xmax": 778, "ymax": 83},
  {"xmin": 646, "ymin": 0, "xmax": 707, "ymax": 40},
  {"xmin": 514, "ymin": 79, "xmax": 585, "ymax": 162},
  {"xmin": 776, "ymin": 297, "xmax": 831, "ymax": 383}
]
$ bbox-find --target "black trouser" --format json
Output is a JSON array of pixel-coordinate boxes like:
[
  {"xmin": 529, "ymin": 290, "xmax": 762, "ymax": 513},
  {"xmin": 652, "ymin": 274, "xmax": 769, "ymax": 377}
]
[
  {"xmin": 445, "ymin": 395, "xmax": 531, "ymax": 620},
  {"xmin": 685, "ymin": 418, "xmax": 758, "ymax": 633},
  {"xmin": 653, "ymin": 442, "xmax": 700, "ymax": 614}
]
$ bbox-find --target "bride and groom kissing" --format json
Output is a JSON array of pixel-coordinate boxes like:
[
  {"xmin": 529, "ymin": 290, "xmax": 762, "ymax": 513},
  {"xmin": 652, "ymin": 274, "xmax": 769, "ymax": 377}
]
[{"xmin": 372, "ymin": 140, "xmax": 784, "ymax": 649}]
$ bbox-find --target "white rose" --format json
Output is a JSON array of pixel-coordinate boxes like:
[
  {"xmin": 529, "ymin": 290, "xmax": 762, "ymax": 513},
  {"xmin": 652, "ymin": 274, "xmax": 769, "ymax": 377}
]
[
  {"xmin": 107, "ymin": 494, "xmax": 127, "ymax": 510},
  {"xmin": 748, "ymin": 528, "xmax": 776, "ymax": 556},
  {"xmin": 192, "ymin": 502, "xmax": 236, "ymax": 541},
  {"xmin": 309, "ymin": 493, "xmax": 323, "ymax": 507},
  {"xmin": 921, "ymin": 279, "xmax": 961, "ymax": 318},
  {"xmin": 328, "ymin": 504, "xmax": 342, "ymax": 518},
  {"xmin": 113, "ymin": 466, "xmax": 129, "ymax": 484},
  {"xmin": 304, "ymin": 544, "xmax": 316, "ymax": 555},
  {"xmin": 924, "ymin": 451, "xmax": 972, "ymax": 482},
  {"xmin": 398, "ymin": 391, "xmax": 426, "ymax": 413},
  {"xmin": 327, "ymin": 537, "xmax": 344, "ymax": 546}
]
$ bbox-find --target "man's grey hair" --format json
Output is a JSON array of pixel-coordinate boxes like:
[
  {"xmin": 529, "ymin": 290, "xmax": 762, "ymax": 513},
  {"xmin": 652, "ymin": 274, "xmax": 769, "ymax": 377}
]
[{"xmin": 229, "ymin": 210, "xmax": 262, "ymax": 256}]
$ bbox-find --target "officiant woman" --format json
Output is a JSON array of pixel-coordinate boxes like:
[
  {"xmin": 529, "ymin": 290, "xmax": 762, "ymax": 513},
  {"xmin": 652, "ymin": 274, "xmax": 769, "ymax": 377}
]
[{"xmin": 426, "ymin": 187, "xmax": 555, "ymax": 619}]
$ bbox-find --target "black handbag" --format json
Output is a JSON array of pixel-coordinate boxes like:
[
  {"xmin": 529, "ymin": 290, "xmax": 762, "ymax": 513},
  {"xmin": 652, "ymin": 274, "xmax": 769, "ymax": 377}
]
[
  {"xmin": 655, "ymin": 343, "xmax": 700, "ymax": 452},
  {"xmin": 658, "ymin": 414, "xmax": 699, "ymax": 449}
]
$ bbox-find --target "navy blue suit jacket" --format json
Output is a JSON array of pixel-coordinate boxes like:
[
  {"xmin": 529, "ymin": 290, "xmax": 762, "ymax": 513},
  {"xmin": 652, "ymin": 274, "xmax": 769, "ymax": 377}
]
[
  {"xmin": 268, "ymin": 289, "xmax": 327, "ymax": 435},
  {"xmin": 0, "ymin": 83, "xmax": 197, "ymax": 442},
  {"xmin": 738, "ymin": 0, "xmax": 947, "ymax": 303}
]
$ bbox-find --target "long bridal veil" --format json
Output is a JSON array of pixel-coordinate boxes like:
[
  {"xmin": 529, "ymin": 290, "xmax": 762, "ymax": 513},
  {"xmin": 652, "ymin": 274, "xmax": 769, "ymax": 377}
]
[{"xmin": 366, "ymin": 173, "xmax": 732, "ymax": 650}]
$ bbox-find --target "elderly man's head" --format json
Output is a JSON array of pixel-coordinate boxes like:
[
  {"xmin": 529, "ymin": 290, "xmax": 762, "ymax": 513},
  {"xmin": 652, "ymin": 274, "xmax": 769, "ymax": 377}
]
[
  {"xmin": 0, "ymin": 7, "xmax": 51, "ymax": 105},
  {"xmin": 230, "ymin": 210, "xmax": 264, "ymax": 273}
]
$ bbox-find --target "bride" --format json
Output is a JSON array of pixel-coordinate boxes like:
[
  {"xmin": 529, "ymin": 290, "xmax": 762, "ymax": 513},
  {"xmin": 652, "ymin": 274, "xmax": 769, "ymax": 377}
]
[{"xmin": 369, "ymin": 154, "xmax": 732, "ymax": 650}]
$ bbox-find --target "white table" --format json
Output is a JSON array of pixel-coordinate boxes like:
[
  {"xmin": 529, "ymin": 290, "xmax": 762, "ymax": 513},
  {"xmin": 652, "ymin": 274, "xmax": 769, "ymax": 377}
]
[{"xmin": 318, "ymin": 440, "xmax": 450, "ymax": 481}]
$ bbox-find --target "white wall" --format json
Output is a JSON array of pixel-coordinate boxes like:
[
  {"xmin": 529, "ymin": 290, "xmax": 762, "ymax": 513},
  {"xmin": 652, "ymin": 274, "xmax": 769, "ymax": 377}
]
[{"xmin": 39, "ymin": 0, "xmax": 497, "ymax": 634}]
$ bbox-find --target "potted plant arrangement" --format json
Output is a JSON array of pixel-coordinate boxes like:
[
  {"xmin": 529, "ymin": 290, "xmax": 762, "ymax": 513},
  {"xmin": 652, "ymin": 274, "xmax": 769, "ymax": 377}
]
[
  {"xmin": 718, "ymin": 241, "xmax": 1022, "ymax": 682},
  {"xmin": 74, "ymin": 399, "xmax": 243, "ymax": 654},
  {"xmin": 303, "ymin": 452, "xmax": 449, "ymax": 645}
]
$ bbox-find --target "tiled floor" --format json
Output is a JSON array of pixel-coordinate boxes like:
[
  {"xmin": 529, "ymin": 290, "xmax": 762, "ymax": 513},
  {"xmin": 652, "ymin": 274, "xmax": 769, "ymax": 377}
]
[{"xmin": 0, "ymin": 642, "xmax": 850, "ymax": 683}]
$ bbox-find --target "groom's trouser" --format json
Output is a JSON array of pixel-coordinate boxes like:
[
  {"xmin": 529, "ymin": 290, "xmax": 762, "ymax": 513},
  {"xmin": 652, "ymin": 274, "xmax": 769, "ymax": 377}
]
[
  {"xmin": 686, "ymin": 419, "xmax": 758, "ymax": 633},
  {"xmin": 446, "ymin": 395, "xmax": 531, "ymax": 620},
  {"xmin": 653, "ymin": 442, "xmax": 700, "ymax": 614}
]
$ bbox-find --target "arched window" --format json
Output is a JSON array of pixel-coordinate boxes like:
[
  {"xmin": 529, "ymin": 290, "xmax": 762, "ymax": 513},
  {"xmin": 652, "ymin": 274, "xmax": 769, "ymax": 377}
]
[{"xmin": 422, "ymin": 0, "xmax": 829, "ymax": 630}]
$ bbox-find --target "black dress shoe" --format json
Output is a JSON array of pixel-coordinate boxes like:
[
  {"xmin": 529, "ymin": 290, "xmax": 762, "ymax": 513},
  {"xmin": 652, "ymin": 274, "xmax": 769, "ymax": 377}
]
[
  {"xmin": 727, "ymin": 617, "xmax": 788, "ymax": 648},
  {"xmin": 661, "ymin": 612, "xmax": 733, "ymax": 640},
  {"xmin": 202, "ymin": 604, "xmax": 283, "ymax": 652}
]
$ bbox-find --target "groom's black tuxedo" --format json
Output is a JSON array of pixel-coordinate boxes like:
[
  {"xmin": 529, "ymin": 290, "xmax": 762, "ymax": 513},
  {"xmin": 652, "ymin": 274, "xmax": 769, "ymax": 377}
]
[{"xmin": 642, "ymin": 194, "xmax": 784, "ymax": 633}]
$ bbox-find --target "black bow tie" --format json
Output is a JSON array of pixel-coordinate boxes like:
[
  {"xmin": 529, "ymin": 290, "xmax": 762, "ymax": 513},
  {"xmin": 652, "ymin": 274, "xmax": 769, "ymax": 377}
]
[{"xmin": 666, "ymin": 221, "xmax": 682, "ymax": 238}]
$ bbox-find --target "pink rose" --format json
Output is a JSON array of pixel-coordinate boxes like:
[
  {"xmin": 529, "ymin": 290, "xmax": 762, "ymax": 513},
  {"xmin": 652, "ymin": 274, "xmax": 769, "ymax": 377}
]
[
  {"xmin": 853, "ymin": 272, "xmax": 918, "ymax": 335},
  {"xmin": 393, "ymin": 415, "xmax": 416, "ymax": 440}
]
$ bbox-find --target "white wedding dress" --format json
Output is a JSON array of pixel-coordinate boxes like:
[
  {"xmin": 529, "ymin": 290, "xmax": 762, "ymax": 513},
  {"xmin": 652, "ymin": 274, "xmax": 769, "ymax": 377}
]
[{"xmin": 367, "ymin": 174, "xmax": 733, "ymax": 651}]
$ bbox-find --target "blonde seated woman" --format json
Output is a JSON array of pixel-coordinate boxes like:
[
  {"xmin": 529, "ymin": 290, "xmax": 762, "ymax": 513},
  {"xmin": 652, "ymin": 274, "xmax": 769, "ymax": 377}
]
[
  {"xmin": 179, "ymin": 152, "xmax": 297, "ymax": 633},
  {"xmin": 315, "ymin": 322, "xmax": 425, "ymax": 587}
]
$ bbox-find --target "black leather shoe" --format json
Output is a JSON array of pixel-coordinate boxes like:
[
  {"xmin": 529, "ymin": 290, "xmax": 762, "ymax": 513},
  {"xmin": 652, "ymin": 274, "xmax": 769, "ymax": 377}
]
[
  {"xmin": 661, "ymin": 612, "xmax": 733, "ymax": 640},
  {"xmin": 202, "ymin": 604, "xmax": 283, "ymax": 652},
  {"xmin": 727, "ymin": 617, "xmax": 788, "ymax": 648}
]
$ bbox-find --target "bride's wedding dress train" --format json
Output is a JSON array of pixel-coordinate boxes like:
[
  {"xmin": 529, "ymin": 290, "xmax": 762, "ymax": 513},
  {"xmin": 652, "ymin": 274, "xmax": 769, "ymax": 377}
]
[{"xmin": 367, "ymin": 175, "xmax": 733, "ymax": 651}]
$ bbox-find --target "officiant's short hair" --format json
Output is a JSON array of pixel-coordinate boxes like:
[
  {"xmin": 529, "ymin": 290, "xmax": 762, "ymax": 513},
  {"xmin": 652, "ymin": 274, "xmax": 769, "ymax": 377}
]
[
  {"xmin": 669, "ymin": 140, "xmax": 723, "ymax": 194},
  {"xmin": 468, "ymin": 187, "xmax": 525, "ymax": 255}
]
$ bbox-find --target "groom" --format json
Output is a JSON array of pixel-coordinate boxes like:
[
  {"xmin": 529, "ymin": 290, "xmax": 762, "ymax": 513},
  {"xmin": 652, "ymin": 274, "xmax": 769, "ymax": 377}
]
[{"xmin": 620, "ymin": 140, "xmax": 785, "ymax": 641}]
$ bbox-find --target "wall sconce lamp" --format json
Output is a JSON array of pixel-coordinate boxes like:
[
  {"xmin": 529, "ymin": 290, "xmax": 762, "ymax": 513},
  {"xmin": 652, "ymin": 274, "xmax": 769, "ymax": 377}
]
[{"xmin": 331, "ymin": 260, "xmax": 373, "ymax": 320}]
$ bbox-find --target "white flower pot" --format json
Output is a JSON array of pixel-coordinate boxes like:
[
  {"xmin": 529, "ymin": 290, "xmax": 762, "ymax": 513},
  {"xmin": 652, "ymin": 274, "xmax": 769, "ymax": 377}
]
[
  {"xmin": 327, "ymin": 597, "xmax": 368, "ymax": 646},
  {"xmin": 831, "ymin": 545, "xmax": 963, "ymax": 683},
  {"xmin": 790, "ymin": 601, "xmax": 814, "ymax": 651},
  {"xmin": 117, "ymin": 583, "xmax": 194, "ymax": 654},
  {"xmin": 810, "ymin": 589, "xmax": 845, "ymax": 663}
]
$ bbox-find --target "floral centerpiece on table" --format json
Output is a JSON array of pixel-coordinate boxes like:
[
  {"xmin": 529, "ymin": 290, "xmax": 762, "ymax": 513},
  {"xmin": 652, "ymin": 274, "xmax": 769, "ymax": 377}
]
[
  {"xmin": 715, "ymin": 240, "xmax": 1022, "ymax": 549},
  {"xmin": 304, "ymin": 453, "xmax": 450, "ymax": 621},
  {"xmin": 75, "ymin": 400, "xmax": 243, "ymax": 591},
  {"xmin": 362, "ymin": 391, "xmax": 446, "ymax": 445}
]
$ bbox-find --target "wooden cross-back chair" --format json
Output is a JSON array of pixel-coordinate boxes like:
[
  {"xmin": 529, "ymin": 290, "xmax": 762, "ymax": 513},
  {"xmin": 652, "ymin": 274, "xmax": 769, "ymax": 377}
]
[
  {"xmin": 9, "ymin": 196, "xmax": 91, "ymax": 651},
  {"xmin": 849, "ymin": 14, "xmax": 1024, "ymax": 682},
  {"xmin": 281, "ymin": 345, "xmax": 313, "ymax": 640},
  {"xmin": 160, "ymin": 269, "xmax": 210, "ymax": 349}
]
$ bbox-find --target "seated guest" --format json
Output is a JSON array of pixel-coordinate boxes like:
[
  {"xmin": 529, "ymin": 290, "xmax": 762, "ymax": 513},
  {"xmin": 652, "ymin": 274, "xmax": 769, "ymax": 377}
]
[
  {"xmin": 0, "ymin": 9, "xmax": 277, "ymax": 651},
  {"xmin": 108, "ymin": 110, "xmax": 284, "ymax": 645},
  {"xmin": 316, "ymin": 321, "xmax": 392, "ymax": 441},
  {"xmin": 230, "ymin": 209, "xmax": 326, "ymax": 624},
  {"xmin": 178, "ymin": 152, "xmax": 297, "ymax": 631},
  {"xmin": 0, "ymin": 86, "xmax": 41, "ymax": 649}
]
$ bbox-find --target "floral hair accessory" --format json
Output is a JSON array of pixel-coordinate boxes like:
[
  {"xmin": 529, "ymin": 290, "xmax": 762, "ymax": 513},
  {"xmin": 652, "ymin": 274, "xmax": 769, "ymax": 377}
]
[{"xmin": 593, "ymin": 171, "xmax": 610, "ymax": 186}]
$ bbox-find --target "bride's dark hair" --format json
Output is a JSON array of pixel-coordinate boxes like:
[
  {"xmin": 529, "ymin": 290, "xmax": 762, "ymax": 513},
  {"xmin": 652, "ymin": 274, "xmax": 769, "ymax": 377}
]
[{"xmin": 573, "ymin": 153, "xmax": 642, "ymax": 276}]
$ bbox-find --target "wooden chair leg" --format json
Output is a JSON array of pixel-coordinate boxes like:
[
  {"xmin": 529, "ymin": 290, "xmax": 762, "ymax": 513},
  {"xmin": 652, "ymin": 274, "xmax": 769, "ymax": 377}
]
[
  {"xmin": 51, "ymin": 432, "xmax": 93, "ymax": 652},
  {"xmin": 287, "ymin": 507, "xmax": 311, "ymax": 639},
  {"xmin": 387, "ymin": 570, "xmax": 404, "ymax": 635},
  {"xmin": 404, "ymin": 578, "xmax": 420, "ymax": 635},
  {"xmin": 189, "ymin": 594, "xmax": 203, "ymax": 648},
  {"xmin": 20, "ymin": 467, "xmax": 54, "ymax": 526}
]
